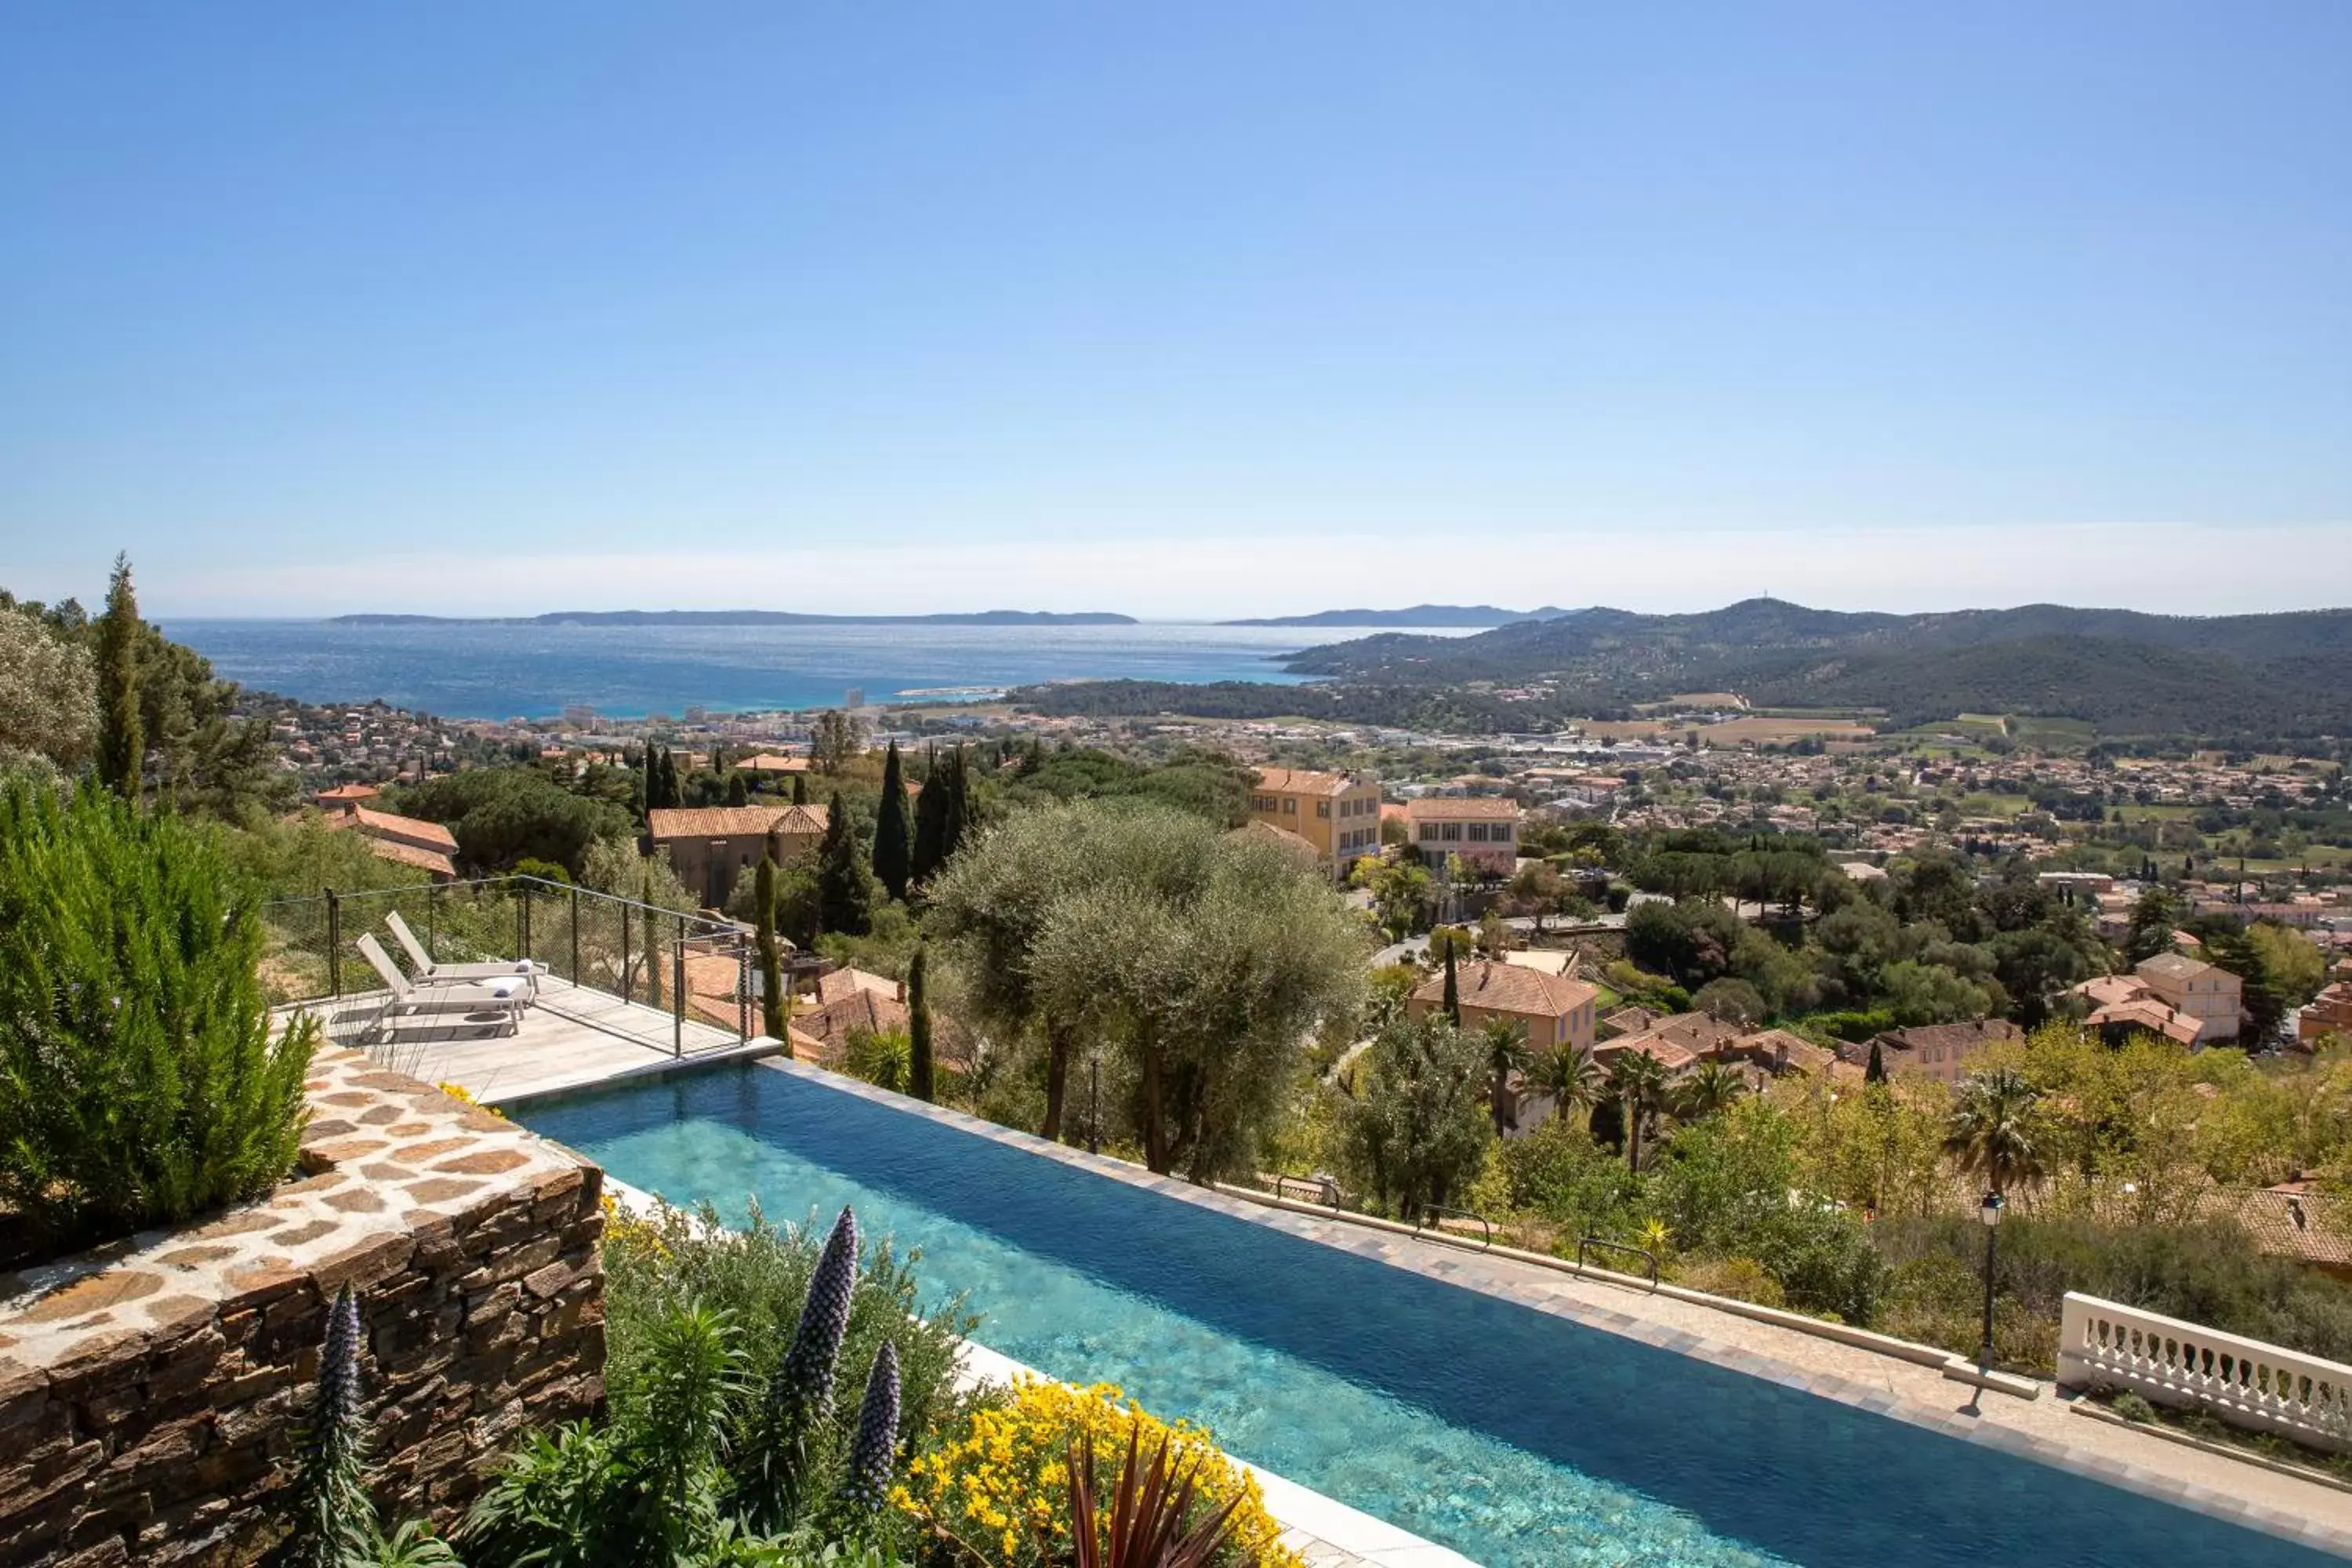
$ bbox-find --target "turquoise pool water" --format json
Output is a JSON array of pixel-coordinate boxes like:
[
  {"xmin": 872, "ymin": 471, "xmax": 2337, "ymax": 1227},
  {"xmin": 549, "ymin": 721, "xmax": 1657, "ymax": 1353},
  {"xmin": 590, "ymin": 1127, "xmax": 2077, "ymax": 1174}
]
[{"xmin": 521, "ymin": 1065, "xmax": 2339, "ymax": 1568}]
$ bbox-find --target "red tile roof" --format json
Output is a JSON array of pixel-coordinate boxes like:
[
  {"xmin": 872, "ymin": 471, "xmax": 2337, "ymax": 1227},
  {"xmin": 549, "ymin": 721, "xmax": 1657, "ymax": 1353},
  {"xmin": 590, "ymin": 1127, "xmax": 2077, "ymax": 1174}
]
[
  {"xmin": 1254, "ymin": 768, "xmax": 1363, "ymax": 797},
  {"xmin": 1403, "ymin": 797, "xmax": 1520, "ymax": 821},
  {"xmin": 1411, "ymin": 959, "xmax": 1597, "ymax": 1018}
]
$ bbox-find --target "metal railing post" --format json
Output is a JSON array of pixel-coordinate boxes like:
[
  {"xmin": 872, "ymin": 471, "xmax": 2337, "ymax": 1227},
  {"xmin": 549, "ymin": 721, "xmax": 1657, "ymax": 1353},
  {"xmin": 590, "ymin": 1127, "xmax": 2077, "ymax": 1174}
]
[
  {"xmin": 325, "ymin": 887, "xmax": 341, "ymax": 999},
  {"xmin": 738, "ymin": 945, "xmax": 750, "ymax": 1043},
  {"xmin": 428, "ymin": 881, "xmax": 440, "ymax": 956},
  {"xmin": 621, "ymin": 903, "xmax": 632, "ymax": 1004},
  {"xmin": 570, "ymin": 885, "xmax": 582, "ymax": 983},
  {"xmin": 673, "ymin": 932, "xmax": 686, "ymax": 1058},
  {"xmin": 517, "ymin": 878, "xmax": 532, "ymax": 964}
]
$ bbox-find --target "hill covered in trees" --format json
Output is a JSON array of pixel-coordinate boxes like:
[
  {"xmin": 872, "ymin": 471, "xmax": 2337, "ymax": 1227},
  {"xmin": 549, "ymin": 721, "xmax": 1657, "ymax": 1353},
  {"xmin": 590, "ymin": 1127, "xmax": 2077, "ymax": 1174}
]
[{"xmin": 1189, "ymin": 599, "xmax": 2352, "ymax": 739}]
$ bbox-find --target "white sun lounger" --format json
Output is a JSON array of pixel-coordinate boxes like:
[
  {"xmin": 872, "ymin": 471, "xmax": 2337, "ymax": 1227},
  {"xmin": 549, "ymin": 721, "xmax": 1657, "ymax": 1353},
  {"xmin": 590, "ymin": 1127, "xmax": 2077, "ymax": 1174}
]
[
  {"xmin": 356, "ymin": 933, "xmax": 531, "ymax": 1037},
  {"xmin": 385, "ymin": 911, "xmax": 546, "ymax": 998}
]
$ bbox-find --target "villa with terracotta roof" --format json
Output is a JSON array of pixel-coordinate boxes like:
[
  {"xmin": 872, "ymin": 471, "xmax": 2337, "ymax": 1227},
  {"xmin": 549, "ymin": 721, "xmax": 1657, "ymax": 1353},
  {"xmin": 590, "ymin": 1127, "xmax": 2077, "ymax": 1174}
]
[
  {"xmin": 2072, "ymin": 953, "xmax": 2243, "ymax": 1046},
  {"xmin": 2134, "ymin": 952, "xmax": 2242, "ymax": 1042},
  {"xmin": 1840, "ymin": 1019, "xmax": 2024, "ymax": 1083},
  {"xmin": 318, "ymin": 803, "xmax": 459, "ymax": 880},
  {"xmin": 1402, "ymin": 797, "xmax": 1522, "ymax": 877},
  {"xmin": 1246, "ymin": 767, "xmax": 1381, "ymax": 883},
  {"xmin": 2302, "ymin": 981, "xmax": 2352, "ymax": 1047},
  {"xmin": 648, "ymin": 801, "xmax": 830, "ymax": 907},
  {"xmin": 1408, "ymin": 959, "xmax": 1599, "ymax": 1053}
]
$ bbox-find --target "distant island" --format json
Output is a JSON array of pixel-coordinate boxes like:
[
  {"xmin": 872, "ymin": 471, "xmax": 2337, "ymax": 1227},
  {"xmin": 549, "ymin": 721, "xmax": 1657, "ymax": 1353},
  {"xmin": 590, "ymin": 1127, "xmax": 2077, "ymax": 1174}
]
[
  {"xmin": 1220, "ymin": 604, "xmax": 1576, "ymax": 628},
  {"xmin": 327, "ymin": 609, "xmax": 1138, "ymax": 627}
]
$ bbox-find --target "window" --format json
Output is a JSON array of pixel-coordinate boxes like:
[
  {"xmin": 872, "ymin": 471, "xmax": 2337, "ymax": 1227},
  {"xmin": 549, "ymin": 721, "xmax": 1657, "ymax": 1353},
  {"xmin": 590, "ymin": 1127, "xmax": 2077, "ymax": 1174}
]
[
  {"xmin": 1283, "ymin": 798, "xmax": 1297, "ymax": 815},
  {"xmin": 1442, "ymin": 822, "xmax": 1462, "ymax": 841},
  {"xmin": 1468, "ymin": 823, "xmax": 1489, "ymax": 842},
  {"xmin": 1253, "ymin": 794, "xmax": 1278, "ymax": 813},
  {"xmin": 1420, "ymin": 825, "xmax": 1438, "ymax": 841},
  {"xmin": 1492, "ymin": 823, "xmax": 1512, "ymax": 841},
  {"xmin": 1316, "ymin": 800, "xmax": 1330, "ymax": 818}
]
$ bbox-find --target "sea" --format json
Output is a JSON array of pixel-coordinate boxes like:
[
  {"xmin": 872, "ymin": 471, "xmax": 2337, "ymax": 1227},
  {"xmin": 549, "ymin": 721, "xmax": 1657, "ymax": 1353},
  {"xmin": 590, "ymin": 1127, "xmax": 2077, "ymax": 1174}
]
[{"xmin": 160, "ymin": 619, "xmax": 1468, "ymax": 722}]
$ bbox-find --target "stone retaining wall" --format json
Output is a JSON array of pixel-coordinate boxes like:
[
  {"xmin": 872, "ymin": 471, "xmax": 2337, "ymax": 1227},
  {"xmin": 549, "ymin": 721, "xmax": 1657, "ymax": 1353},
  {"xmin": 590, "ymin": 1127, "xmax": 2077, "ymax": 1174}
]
[{"xmin": 0, "ymin": 1047, "xmax": 607, "ymax": 1566}]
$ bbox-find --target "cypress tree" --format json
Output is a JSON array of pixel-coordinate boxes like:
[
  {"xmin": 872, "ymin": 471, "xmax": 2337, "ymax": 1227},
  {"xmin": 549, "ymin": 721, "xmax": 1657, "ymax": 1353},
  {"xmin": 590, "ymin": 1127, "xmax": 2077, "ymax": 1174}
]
[
  {"xmin": 1442, "ymin": 943, "xmax": 1461, "ymax": 1025},
  {"xmin": 726, "ymin": 771, "xmax": 749, "ymax": 807},
  {"xmin": 872, "ymin": 740, "xmax": 911, "ymax": 902},
  {"xmin": 660, "ymin": 747, "xmax": 681, "ymax": 810},
  {"xmin": 815, "ymin": 790, "xmax": 871, "ymax": 937},
  {"xmin": 940, "ymin": 744, "xmax": 970, "ymax": 865},
  {"xmin": 95, "ymin": 553, "xmax": 143, "ymax": 798},
  {"xmin": 909, "ymin": 745, "xmax": 944, "ymax": 884},
  {"xmin": 755, "ymin": 853, "xmax": 789, "ymax": 1051},
  {"xmin": 792, "ymin": 772, "xmax": 808, "ymax": 807},
  {"xmin": 1864, "ymin": 1039, "xmax": 1887, "ymax": 1085},
  {"xmin": 907, "ymin": 944, "xmax": 934, "ymax": 1102}
]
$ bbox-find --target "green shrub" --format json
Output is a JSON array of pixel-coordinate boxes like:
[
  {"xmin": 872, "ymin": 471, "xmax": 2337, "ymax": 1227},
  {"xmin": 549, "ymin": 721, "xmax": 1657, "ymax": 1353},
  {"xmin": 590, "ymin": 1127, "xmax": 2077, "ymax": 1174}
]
[
  {"xmin": 1871, "ymin": 1214, "xmax": 2352, "ymax": 1370},
  {"xmin": 0, "ymin": 778, "xmax": 316, "ymax": 1252},
  {"xmin": 2111, "ymin": 1391, "xmax": 2159, "ymax": 1423},
  {"xmin": 601, "ymin": 1200, "xmax": 977, "ymax": 1500}
]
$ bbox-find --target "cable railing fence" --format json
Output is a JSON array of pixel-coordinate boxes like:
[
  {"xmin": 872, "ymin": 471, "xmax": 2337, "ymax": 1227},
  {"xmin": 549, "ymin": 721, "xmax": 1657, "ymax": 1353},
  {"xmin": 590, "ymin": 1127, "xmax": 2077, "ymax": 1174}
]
[{"xmin": 262, "ymin": 875, "xmax": 754, "ymax": 1056}]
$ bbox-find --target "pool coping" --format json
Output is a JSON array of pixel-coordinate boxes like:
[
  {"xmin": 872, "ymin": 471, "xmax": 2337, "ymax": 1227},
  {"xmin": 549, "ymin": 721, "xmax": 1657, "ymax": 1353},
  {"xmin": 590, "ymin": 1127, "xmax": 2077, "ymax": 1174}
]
[{"xmin": 725, "ymin": 1053, "xmax": 2352, "ymax": 1563}]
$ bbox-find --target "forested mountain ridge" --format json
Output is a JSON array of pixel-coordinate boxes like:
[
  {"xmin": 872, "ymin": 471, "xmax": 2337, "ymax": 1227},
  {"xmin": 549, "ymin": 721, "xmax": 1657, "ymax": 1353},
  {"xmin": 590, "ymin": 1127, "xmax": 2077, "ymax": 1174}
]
[{"xmin": 1267, "ymin": 598, "xmax": 2352, "ymax": 735}]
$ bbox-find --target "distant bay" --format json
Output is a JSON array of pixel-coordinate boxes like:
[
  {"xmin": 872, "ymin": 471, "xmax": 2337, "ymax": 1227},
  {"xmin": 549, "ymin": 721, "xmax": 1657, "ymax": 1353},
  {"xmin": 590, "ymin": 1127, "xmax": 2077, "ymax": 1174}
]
[{"xmin": 162, "ymin": 619, "xmax": 1475, "ymax": 721}]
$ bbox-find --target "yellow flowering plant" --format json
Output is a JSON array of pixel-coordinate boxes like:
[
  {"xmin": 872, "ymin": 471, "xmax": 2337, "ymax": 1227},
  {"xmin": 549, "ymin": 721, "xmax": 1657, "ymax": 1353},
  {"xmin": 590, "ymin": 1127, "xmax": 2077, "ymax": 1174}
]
[{"xmin": 895, "ymin": 1378, "xmax": 1305, "ymax": 1568}]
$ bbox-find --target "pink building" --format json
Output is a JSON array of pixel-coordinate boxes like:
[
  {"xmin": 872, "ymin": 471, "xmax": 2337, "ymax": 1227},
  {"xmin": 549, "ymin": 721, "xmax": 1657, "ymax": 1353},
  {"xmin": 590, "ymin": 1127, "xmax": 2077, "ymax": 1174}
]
[{"xmin": 1403, "ymin": 797, "xmax": 1522, "ymax": 877}]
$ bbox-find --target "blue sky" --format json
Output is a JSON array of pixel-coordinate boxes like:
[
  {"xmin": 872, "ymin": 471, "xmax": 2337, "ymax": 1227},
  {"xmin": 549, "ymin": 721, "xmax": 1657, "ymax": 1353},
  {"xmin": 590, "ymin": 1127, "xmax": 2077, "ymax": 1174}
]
[{"xmin": 3, "ymin": 3, "xmax": 2347, "ymax": 618}]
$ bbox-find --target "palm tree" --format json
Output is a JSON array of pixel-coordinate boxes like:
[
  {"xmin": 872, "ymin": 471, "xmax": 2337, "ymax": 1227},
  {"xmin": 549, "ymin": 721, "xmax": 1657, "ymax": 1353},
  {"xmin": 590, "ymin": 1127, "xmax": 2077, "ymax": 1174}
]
[
  {"xmin": 1676, "ymin": 1059, "xmax": 1748, "ymax": 1122},
  {"xmin": 1946, "ymin": 1065, "xmax": 2047, "ymax": 1200},
  {"xmin": 1479, "ymin": 1017, "xmax": 1531, "ymax": 1135},
  {"xmin": 1530, "ymin": 1043, "xmax": 1603, "ymax": 1128},
  {"xmin": 1606, "ymin": 1049, "xmax": 1675, "ymax": 1173}
]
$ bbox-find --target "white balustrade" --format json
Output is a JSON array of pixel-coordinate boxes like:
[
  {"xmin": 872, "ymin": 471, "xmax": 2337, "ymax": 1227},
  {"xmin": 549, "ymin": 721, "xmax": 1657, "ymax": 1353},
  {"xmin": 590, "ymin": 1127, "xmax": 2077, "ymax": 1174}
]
[{"xmin": 2058, "ymin": 1291, "xmax": 2352, "ymax": 1452}]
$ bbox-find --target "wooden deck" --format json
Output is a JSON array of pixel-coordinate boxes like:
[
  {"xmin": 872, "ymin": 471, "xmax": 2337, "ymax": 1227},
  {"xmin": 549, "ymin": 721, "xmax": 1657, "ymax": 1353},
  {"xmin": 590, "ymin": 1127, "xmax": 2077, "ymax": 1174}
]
[{"xmin": 274, "ymin": 976, "xmax": 778, "ymax": 1106}]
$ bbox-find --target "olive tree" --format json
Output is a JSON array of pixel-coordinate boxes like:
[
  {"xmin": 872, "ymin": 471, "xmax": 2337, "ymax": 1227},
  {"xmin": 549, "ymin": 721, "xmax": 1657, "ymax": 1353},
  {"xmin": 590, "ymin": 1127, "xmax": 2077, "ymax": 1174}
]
[{"xmin": 930, "ymin": 800, "xmax": 1367, "ymax": 1175}]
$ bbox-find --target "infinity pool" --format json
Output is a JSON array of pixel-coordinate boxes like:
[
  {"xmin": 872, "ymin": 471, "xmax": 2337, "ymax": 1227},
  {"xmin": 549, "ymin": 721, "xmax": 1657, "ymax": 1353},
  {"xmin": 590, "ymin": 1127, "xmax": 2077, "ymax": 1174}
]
[{"xmin": 521, "ymin": 1063, "xmax": 2339, "ymax": 1568}]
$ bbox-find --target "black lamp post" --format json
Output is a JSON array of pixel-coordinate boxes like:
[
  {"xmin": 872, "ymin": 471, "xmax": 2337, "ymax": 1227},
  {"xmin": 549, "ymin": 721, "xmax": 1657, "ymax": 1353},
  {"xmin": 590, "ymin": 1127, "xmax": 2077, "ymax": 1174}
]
[{"xmin": 1977, "ymin": 1189, "xmax": 2005, "ymax": 1370}]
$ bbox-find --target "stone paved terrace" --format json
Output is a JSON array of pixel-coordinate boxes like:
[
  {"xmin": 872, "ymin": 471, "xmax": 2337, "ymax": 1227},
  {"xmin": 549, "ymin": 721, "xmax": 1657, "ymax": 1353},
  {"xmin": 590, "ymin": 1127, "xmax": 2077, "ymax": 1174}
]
[
  {"xmin": 0, "ymin": 1047, "xmax": 607, "ymax": 1564},
  {"xmin": 274, "ymin": 975, "xmax": 779, "ymax": 1105},
  {"xmin": 743, "ymin": 1055, "xmax": 2352, "ymax": 1563}
]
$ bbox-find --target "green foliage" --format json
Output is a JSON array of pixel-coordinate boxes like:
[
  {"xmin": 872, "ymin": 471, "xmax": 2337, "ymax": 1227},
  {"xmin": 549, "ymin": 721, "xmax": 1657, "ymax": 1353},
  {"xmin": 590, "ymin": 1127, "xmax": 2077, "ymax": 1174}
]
[
  {"xmin": 1624, "ymin": 899, "xmax": 1743, "ymax": 989},
  {"xmin": 987, "ymin": 744, "xmax": 1253, "ymax": 826},
  {"xmin": 906, "ymin": 946, "xmax": 935, "ymax": 1103},
  {"xmin": 389, "ymin": 767, "xmax": 633, "ymax": 877},
  {"xmin": 0, "ymin": 779, "xmax": 316, "ymax": 1251},
  {"xmin": 909, "ymin": 745, "xmax": 970, "ymax": 886},
  {"xmin": 1337, "ymin": 1015, "xmax": 1494, "ymax": 1218},
  {"xmin": 1946, "ymin": 1065, "xmax": 2048, "ymax": 1197},
  {"xmin": 1871, "ymin": 1214, "xmax": 2352, "ymax": 1373},
  {"xmin": 1652, "ymin": 1104, "xmax": 1884, "ymax": 1322},
  {"xmin": 1493, "ymin": 1119, "xmax": 1642, "ymax": 1240},
  {"xmin": 601, "ymin": 1200, "xmax": 971, "ymax": 1540},
  {"xmin": 815, "ymin": 791, "xmax": 873, "ymax": 938},
  {"xmin": 95, "ymin": 554, "xmax": 143, "ymax": 797},
  {"xmin": 929, "ymin": 798, "xmax": 1367, "ymax": 1167},
  {"xmin": 870, "ymin": 742, "xmax": 910, "ymax": 902},
  {"xmin": 1352, "ymin": 855, "xmax": 1432, "ymax": 942},
  {"xmin": 0, "ymin": 604, "xmax": 97, "ymax": 771},
  {"xmin": 844, "ymin": 1027, "xmax": 913, "ymax": 1094},
  {"xmin": 757, "ymin": 855, "xmax": 788, "ymax": 1047}
]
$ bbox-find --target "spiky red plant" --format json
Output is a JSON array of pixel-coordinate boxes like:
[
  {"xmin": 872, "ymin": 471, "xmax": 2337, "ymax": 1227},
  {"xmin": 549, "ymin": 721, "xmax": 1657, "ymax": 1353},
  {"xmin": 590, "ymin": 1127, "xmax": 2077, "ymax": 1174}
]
[{"xmin": 1067, "ymin": 1428, "xmax": 1250, "ymax": 1568}]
